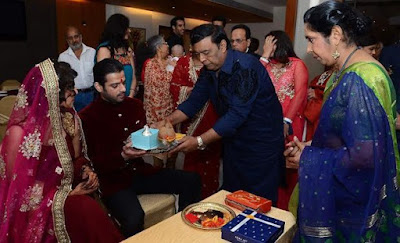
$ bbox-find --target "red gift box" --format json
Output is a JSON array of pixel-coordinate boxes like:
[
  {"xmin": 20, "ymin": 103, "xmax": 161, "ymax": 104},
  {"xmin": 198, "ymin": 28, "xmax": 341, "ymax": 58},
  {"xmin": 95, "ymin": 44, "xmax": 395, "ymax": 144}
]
[{"xmin": 225, "ymin": 190, "xmax": 272, "ymax": 213}]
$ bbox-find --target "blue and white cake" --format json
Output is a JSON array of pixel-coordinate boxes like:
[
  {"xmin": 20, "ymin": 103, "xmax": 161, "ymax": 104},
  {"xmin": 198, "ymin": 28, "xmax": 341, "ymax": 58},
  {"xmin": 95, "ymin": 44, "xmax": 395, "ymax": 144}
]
[{"xmin": 131, "ymin": 125, "xmax": 160, "ymax": 150}]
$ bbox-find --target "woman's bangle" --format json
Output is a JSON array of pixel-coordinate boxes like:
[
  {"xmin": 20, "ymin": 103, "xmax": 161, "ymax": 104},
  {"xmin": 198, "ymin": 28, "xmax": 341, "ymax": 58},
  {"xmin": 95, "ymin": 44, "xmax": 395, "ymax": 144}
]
[
  {"xmin": 283, "ymin": 117, "xmax": 293, "ymax": 124},
  {"xmin": 260, "ymin": 57, "xmax": 269, "ymax": 63}
]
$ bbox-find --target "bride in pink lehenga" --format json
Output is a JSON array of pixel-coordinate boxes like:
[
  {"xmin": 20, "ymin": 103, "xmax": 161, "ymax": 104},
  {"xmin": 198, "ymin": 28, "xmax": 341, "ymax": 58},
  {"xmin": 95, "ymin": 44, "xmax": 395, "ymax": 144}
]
[{"xmin": 0, "ymin": 59, "xmax": 122, "ymax": 242}]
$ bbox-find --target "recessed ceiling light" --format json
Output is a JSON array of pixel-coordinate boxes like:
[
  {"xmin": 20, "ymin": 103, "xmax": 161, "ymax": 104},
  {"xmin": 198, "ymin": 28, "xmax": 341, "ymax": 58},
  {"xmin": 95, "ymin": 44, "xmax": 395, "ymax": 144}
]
[
  {"xmin": 204, "ymin": 13, "xmax": 207, "ymax": 16},
  {"xmin": 172, "ymin": 6, "xmax": 175, "ymax": 9}
]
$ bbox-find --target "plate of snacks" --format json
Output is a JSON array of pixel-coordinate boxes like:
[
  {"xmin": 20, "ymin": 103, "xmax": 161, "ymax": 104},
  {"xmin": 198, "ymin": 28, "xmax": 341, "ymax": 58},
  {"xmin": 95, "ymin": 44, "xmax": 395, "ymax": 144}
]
[{"xmin": 181, "ymin": 202, "xmax": 236, "ymax": 230}]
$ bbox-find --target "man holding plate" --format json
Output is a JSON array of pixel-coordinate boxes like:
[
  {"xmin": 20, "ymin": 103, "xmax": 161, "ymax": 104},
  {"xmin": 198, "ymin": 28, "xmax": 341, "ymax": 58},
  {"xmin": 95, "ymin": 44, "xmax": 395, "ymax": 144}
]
[
  {"xmin": 79, "ymin": 58, "xmax": 201, "ymax": 238},
  {"xmin": 162, "ymin": 24, "xmax": 284, "ymax": 204}
]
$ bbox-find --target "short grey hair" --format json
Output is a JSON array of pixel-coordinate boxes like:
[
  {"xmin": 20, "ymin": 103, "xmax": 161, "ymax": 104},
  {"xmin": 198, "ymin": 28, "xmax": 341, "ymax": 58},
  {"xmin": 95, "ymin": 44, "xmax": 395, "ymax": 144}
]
[{"xmin": 147, "ymin": 35, "xmax": 164, "ymax": 57}]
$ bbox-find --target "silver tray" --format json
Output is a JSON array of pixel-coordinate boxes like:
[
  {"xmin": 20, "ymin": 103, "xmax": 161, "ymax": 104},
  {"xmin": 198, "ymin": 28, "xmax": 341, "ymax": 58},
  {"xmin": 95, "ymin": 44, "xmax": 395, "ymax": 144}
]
[
  {"xmin": 135, "ymin": 140, "xmax": 180, "ymax": 154},
  {"xmin": 130, "ymin": 133, "xmax": 185, "ymax": 154},
  {"xmin": 181, "ymin": 202, "xmax": 236, "ymax": 230}
]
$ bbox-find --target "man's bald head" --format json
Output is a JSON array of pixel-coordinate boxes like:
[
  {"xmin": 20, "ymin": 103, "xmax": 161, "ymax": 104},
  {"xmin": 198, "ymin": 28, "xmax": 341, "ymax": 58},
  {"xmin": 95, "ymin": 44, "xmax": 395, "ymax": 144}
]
[{"xmin": 65, "ymin": 26, "xmax": 83, "ymax": 51}]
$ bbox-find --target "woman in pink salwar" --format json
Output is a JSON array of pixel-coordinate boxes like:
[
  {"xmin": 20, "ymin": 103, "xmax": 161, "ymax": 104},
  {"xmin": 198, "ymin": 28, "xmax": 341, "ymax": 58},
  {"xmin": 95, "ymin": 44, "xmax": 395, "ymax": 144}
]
[{"xmin": 260, "ymin": 30, "xmax": 308, "ymax": 210}]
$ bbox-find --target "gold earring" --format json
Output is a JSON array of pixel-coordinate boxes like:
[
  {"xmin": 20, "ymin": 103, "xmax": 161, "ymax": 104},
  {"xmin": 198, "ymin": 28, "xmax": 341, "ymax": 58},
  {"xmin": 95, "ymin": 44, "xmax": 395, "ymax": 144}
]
[{"xmin": 332, "ymin": 46, "xmax": 340, "ymax": 60}]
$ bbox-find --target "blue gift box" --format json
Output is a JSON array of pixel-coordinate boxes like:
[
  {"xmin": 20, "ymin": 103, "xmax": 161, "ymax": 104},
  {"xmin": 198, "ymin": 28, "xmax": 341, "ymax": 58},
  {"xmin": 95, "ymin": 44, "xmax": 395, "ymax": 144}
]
[{"xmin": 221, "ymin": 209, "xmax": 285, "ymax": 243}]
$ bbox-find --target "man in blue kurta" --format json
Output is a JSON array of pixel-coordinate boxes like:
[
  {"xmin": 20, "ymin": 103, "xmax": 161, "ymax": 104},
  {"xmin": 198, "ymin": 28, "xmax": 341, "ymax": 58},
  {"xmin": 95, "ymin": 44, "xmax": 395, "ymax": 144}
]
[{"xmin": 166, "ymin": 24, "xmax": 284, "ymax": 203}]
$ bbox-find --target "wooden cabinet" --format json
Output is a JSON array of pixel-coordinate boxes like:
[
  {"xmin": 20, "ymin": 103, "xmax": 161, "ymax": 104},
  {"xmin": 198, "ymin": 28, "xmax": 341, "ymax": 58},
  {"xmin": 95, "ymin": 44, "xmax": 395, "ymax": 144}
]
[{"xmin": 56, "ymin": 0, "xmax": 105, "ymax": 54}]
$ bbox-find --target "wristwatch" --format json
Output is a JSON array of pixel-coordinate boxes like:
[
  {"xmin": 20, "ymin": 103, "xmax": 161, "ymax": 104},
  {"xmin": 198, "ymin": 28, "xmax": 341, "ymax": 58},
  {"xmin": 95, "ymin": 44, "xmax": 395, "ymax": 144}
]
[{"xmin": 196, "ymin": 136, "xmax": 206, "ymax": 150}]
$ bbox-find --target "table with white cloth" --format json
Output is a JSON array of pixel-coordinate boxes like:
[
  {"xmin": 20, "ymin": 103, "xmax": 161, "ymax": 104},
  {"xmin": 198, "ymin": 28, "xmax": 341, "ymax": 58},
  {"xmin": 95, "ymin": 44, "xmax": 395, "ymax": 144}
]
[{"xmin": 123, "ymin": 190, "xmax": 297, "ymax": 243}]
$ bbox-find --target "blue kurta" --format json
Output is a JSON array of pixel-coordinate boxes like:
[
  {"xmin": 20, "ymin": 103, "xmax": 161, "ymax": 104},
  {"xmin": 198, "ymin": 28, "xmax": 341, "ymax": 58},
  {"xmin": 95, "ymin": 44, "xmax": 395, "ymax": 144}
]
[{"xmin": 179, "ymin": 50, "xmax": 284, "ymax": 202}]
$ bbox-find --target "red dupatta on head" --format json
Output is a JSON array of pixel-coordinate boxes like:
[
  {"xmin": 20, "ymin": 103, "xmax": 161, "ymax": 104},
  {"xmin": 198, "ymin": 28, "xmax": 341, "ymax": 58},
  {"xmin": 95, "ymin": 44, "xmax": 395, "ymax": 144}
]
[{"xmin": 0, "ymin": 59, "xmax": 74, "ymax": 242}]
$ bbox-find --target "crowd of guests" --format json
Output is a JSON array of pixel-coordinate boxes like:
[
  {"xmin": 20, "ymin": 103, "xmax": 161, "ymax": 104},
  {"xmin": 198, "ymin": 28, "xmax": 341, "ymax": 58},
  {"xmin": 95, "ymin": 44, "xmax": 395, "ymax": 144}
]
[{"xmin": 0, "ymin": 1, "xmax": 399, "ymax": 242}]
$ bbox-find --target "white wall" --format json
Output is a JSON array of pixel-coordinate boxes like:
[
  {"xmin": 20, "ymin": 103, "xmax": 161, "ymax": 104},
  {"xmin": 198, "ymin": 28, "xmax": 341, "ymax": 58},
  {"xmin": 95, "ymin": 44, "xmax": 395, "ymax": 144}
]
[
  {"xmin": 225, "ymin": 6, "xmax": 286, "ymax": 54},
  {"xmin": 293, "ymin": 0, "xmax": 328, "ymax": 80},
  {"xmin": 106, "ymin": 2, "xmax": 329, "ymax": 80},
  {"xmin": 106, "ymin": 4, "xmax": 209, "ymax": 39}
]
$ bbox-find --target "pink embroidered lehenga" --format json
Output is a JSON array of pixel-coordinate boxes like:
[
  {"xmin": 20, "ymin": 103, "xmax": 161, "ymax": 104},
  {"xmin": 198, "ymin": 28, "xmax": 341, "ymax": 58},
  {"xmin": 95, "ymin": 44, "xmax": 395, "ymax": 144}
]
[
  {"xmin": 0, "ymin": 59, "xmax": 122, "ymax": 242},
  {"xmin": 170, "ymin": 55, "xmax": 221, "ymax": 198}
]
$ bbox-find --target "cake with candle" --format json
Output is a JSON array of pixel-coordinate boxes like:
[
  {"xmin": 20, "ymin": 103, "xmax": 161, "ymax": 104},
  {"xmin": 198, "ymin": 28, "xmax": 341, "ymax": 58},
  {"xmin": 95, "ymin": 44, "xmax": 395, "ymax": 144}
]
[{"xmin": 131, "ymin": 125, "xmax": 160, "ymax": 150}]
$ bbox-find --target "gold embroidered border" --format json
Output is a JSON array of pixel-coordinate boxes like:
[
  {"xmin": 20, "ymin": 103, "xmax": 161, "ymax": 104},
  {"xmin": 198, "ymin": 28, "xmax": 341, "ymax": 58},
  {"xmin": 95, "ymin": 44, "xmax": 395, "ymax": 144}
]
[
  {"xmin": 188, "ymin": 57, "xmax": 200, "ymax": 84},
  {"xmin": 301, "ymin": 225, "xmax": 334, "ymax": 238},
  {"xmin": 39, "ymin": 59, "xmax": 72, "ymax": 243},
  {"xmin": 178, "ymin": 86, "xmax": 189, "ymax": 105},
  {"xmin": 178, "ymin": 58, "xmax": 208, "ymax": 136},
  {"xmin": 177, "ymin": 85, "xmax": 209, "ymax": 136},
  {"xmin": 338, "ymin": 209, "xmax": 380, "ymax": 229},
  {"xmin": 187, "ymin": 102, "xmax": 209, "ymax": 136},
  {"xmin": 77, "ymin": 114, "xmax": 90, "ymax": 161}
]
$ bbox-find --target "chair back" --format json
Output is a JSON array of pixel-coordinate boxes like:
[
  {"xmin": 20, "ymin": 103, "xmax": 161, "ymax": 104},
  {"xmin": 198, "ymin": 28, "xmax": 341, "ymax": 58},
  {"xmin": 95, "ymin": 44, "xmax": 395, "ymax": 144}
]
[
  {"xmin": 0, "ymin": 80, "xmax": 20, "ymax": 91},
  {"xmin": 0, "ymin": 95, "xmax": 17, "ymax": 142}
]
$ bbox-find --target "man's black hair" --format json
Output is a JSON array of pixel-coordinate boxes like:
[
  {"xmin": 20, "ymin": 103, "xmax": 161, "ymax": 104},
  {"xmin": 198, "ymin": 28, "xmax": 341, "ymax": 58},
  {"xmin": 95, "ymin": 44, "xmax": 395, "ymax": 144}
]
[
  {"xmin": 93, "ymin": 58, "xmax": 124, "ymax": 87},
  {"xmin": 190, "ymin": 24, "xmax": 231, "ymax": 49},
  {"xmin": 231, "ymin": 24, "xmax": 251, "ymax": 40},
  {"xmin": 212, "ymin": 16, "xmax": 227, "ymax": 27},
  {"xmin": 170, "ymin": 16, "xmax": 185, "ymax": 27}
]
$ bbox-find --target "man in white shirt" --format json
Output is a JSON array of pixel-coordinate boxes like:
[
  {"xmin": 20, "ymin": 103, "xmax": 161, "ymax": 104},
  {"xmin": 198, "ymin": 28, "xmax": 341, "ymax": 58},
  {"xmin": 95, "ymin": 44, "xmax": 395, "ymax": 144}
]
[{"xmin": 58, "ymin": 26, "xmax": 96, "ymax": 111}]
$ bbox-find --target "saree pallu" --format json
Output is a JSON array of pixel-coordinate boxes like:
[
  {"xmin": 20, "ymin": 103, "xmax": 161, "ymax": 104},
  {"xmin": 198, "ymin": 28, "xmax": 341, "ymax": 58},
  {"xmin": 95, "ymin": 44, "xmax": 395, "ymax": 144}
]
[
  {"xmin": 171, "ymin": 55, "xmax": 221, "ymax": 198},
  {"xmin": 0, "ymin": 61, "xmax": 72, "ymax": 242},
  {"xmin": 298, "ymin": 62, "xmax": 400, "ymax": 242}
]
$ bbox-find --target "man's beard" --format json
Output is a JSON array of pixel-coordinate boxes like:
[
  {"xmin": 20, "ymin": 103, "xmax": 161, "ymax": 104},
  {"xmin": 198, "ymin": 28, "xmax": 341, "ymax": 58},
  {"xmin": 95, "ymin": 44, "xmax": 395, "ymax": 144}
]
[
  {"xmin": 101, "ymin": 91, "xmax": 125, "ymax": 104},
  {"xmin": 70, "ymin": 42, "xmax": 82, "ymax": 51}
]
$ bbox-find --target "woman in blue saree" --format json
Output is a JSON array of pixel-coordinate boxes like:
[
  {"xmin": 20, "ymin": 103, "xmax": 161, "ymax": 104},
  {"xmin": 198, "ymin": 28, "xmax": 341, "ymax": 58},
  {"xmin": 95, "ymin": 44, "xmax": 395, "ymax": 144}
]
[{"xmin": 285, "ymin": 1, "xmax": 400, "ymax": 242}]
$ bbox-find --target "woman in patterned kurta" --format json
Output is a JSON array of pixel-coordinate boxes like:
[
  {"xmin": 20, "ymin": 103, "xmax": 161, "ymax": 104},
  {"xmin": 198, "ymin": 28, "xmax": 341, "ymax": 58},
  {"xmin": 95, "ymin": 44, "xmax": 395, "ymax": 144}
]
[
  {"xmin": 260, "ymin": 30, "xmax": 308, "ymax": 210},
  {"xmin": 143, "ymin": 35, "xmax": 175, "ymax": 168},
  {"xmin": 170, "ymin": 55, "xmax": 221, "ymax": 198},
  {"xmin": 0, "ymin": 60, "xmax": 122, "ymax": 242},
  {"xmin": 143, "ymin": 35, "xmax": 174, "ymax": 125}
]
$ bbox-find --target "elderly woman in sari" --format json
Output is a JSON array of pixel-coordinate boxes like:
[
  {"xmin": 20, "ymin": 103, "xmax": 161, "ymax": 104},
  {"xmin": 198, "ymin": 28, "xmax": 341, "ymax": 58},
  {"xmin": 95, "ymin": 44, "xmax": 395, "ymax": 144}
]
[
  {"xmin": 143, "ymin": 35, "xmax": 176, "ymax": 168},
  {"xmin": 0, "ymin": 60, "xmax": 122, "ymax": 242},
  {"xmin": 285, "ymin": 1, "xmax": 400, "ymax": 241},
  {"xmin": 143, "ymin": 35, "xmax": 175, "ymax": 125}
]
